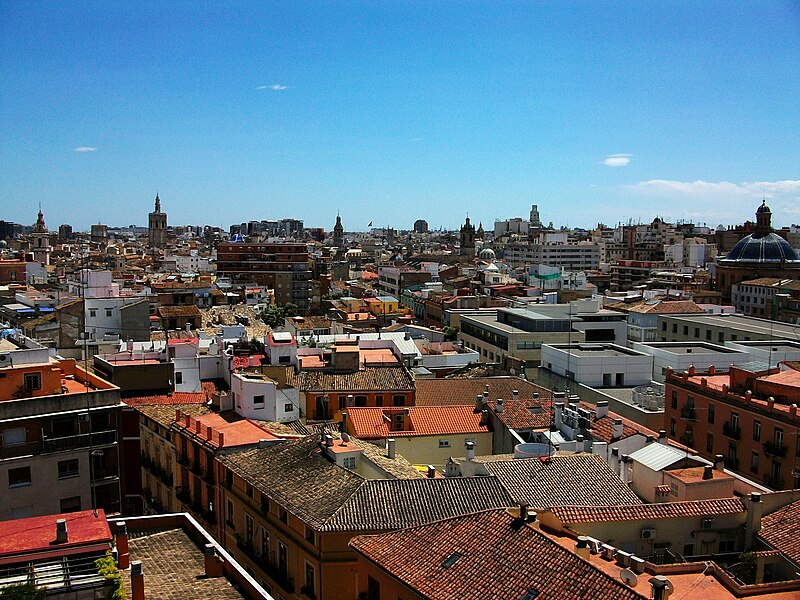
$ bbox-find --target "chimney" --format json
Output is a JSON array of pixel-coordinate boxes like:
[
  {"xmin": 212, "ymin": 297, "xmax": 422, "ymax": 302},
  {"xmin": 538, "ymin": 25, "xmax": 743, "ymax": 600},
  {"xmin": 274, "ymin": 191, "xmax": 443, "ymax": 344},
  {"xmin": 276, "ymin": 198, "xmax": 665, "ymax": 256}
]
[
  {"xmin": 575, "ymin": 536, "xmax": 591, "ymax": 560},
  {"xmin": 387, "ymin": 438, "xmax": 396, "ymax": 459},
  {"xmin": 341, "ymin": 412, "xmax": 348, "ymax": 434},
  {"xmin": 620, "ymin": 454, "xmax": 631, "ymax": 484},
  {"xmin": 688, "ymin": 365, "xmax": 695, "ymax": 376},
  {"xmin": 595, "ymin": 400, "xmax": 609, "ymax": 419},
  {"xmin": 518, "ymin": 502, "xmax": 529, "ymax": 521},
  {"xmin": 575, "ymin": 434, "xmax": 584, "ymax": 453},
  {"xmin": 714, "ymin": 454, "xmax": 725, "ymax": 470},
  {"xmin": 512, "ymin": 389, "xmax": 519, "ymax": 401},
  {"xmin": 708, "ymin": 364, "xmax": 715, "ymax": 375},
  {"xmin": 496, "ymin": 398, "xmax": 504, "ymax": 413},
  {"xmin": 554, "ymin": 402, "xmax": 564, "ymax": 428},
  {"xmin": 745, "ymin": 492, "xmax": 763, "ymax": 549},
  {"xmin": 702, "ymin": 465, "xmax": 713, "ymax": 480},
  {"xmin": 474, "ymin": 394, "xmax": 484, "ymax": 413},
  {"xmin": 427, "ymin": 465, "xmax": 436, "ymax": 478},
  {"xmin": 115, "ymin": 521, "xmax": 130, "ymax": 569},
  {"xmin": 324, "ymin": 434, "xmax": 334, "ymax": 448},
  {"xmin": 612, "ymin": 418, "xmax": 624, "ymax": 440},
  {"xmin": 55, "ymin": 519, "xmax": 68, "ymax": 544},
  {"xmin": 466, "ymin": 441, "xmax": 475, "ymax": 462},
  {"xmin": 649, "ymin": 575, "xmax": 673, "ymax": 600},
  {"xmin": 645, "ymin": 435, "xmax": 654, "ymax": 445},
  {"xmin": 217, "ymin": 432, "xmax": 224, "ymax": 447},
  {"xmin": 131, "ymin": 561, "xmax": 145, "ymax": 600},
  {"xmin": 347, "ymin": 394, "xmax": 354, "ymax": 407},
  {"xmin": 658, "ymin": 430, "xmax": 667, "ymax": 444},
  {"xmin": 204, "ymin": 544, "xmax": 224, "ymax": 578},
  {"xmin": 791, "ymin": 404, "xmax": 798, "ymax": 419}
]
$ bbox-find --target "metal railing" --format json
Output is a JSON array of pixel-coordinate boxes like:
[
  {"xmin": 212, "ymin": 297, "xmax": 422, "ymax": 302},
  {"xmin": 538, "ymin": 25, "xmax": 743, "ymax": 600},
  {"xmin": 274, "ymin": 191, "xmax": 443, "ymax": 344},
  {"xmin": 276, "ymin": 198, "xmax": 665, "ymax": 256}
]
[{"xmin": 42, "ymin": 430, "xmax": 117, "ymax": 453}]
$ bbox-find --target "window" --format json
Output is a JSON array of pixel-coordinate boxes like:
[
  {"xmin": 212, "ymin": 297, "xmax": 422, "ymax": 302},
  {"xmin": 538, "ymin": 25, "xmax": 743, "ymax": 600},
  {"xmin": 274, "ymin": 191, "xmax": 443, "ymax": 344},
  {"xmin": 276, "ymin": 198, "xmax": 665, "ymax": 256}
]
[
  {"xmin": 672, "ymin": 324, "xmax": 677, "ymax": 334},
  {"xmin": 9, "ymin": 466, "xmax": 31, "ymax": 488},
  {"xmin": 354, "ymin": 395, "xmax": 367, "ymax": 407},
  {"xmin": 719, "ymin": 538, "xmax": 736, "ymax": 553},
  {"xmin": 175, "ymin": 371, "xmax": 183, "ymax": 385},
  {"xmin": 750, "ymin": 451, "xmax": 759, "ymax": 473},
  {"xmin": 226, "ymin": 499, "xmax": 235, "ymax": 528},
  {"xmin": 342, "ymin": 457, "xmax": 357, "ymax": 470},
  {"xmin": 705, "ymin": 330, "xmax": 712, "ymax": 341},
  {"xmin": 279, "ymin": 507, "xmax": 288, "ymax": 524},
  {"xmin": 305, "ymin": 526, "xmax": 315, "ymax": 544},
  {"xmin": 278, "ymin": 541, "xmax": 288, "ymax": 576},
  {"xmin": 753, "ymin": 420, "xmax": 761, "ymax": 442},
  {"xmin": 671, "ymin": 391, "xmax": 678, "ymax": 409},
  {"xmin": 375, "ymin": 394, "xmax": 383, "ymax": 407},
  {"xmin": 105, "ymin": 308, "xmax": 113, "ymax": 317},
  {"xmin": 2, "ymin": 427, "xmax": 26, "ymax": 447},
  {"xmin": 774, "ymin": 428, "xmax": 784, "ymax": 447},
  {"xmin": 284, "ymin": 403, "xmax": 294, "ymax": 413},
  {"xmin": 367, "ymin": 576, "xmax": 380, "ymax": 600},
  {"xmin": 261, "ymin": 527, "xmax": 270, "ymax": 557},
  {"xmin": 253, "ymin": 395, "xmax": 265, "ymax": 408},
  {"xmin": 718, "ymin": 332, "xmax": 724, "ymax": 343},
  {"xmin": 708, "ymin": 403, "xmax": 715, "ymax": 424},
  {"xmin": 60, "ymin": 496, "xmax": 81, "ymax": 512},
  {"xmin": 393, "ymin": 394, "xmax": 405, "ymax": 406},
  {"xmin": 89, "ymin": 308, "xmax": 97, "ymax": 318},
  {"xmin": 670, "ymin": 418, "xmax": 676, "ymax": 436},
  {"xmin": 706, "ymin": 433, "xmax": 714, "ymax": 453},
  {"xmin": 246, "ymin": 483, "xmax": 254, "ymax": 498},
  {"xmin": 439, "ymin": 440, "xmax": 451, "ymax": 448},
  {"xmin": 731, "ymin": 412, "xmax": 739, "ymax": 431},
  {"xmin": 58, "ymin": 459, "xmax": 79, "ymax": 479},
  {"xmin": 683, "ymin": 326, "xmax": 689, "ymax": 335},
  {"xmin": 662, "ymin": 323, "xmax": 667, "ymax": 332},
  {"xmin": 23, "ymin": 372, "xmax": 42, "ymax": 391},
  {"xmin": 304, "ymin": 562, "xmax": 315, "ymax": 596}
]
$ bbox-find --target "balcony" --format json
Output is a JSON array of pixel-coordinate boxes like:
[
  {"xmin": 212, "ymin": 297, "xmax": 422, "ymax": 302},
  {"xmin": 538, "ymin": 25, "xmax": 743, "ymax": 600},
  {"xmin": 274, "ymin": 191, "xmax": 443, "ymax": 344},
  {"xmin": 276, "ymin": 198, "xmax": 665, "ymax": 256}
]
[
  {"xmin": 236, "ymin": 535, "xmax": 260, "ymax": 562},
  {"xmin": 263, "ymin": 560, "xmax": 295, "ymax": 594},
  {"xmin": 763, "ymin": 440, "xmax": 788, "ymax": 458},
  {"xmin": 300, "ymin": 584, "xmax": 317, "ymax": 600},
  {"xmin": 0, "ymin": 441, "xmax": 43, "ymax": 460},
  {"xmin": 764, "ymin": 475, "xmax": 785, "ymax": 489},
  {"xmin": 39, "ymin": 430, "xmax": 117, "ymax": 454},
  {"xmin": 724, "ymin": 457, "xmax": 739, "ymax": 470},
  {"xmin": 177, "ymin": 452, "xmax": 189, "ymax": 467},
  {"xmin": 680, "ymin": 406, "xmax": 697, "ymax": 421},
  {"xmin": 722, "ymin": 422, "xmax": 741, "ymax": 440},
  {"xmin": 176, "ymin": 487, "xmax": 190, "ymax": 505}
]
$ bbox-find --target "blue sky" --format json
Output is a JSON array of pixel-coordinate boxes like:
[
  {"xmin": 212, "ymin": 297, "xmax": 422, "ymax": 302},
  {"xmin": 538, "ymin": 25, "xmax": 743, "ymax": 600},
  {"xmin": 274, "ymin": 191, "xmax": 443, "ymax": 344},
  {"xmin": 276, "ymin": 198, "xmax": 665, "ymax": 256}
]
[{"xmin": 2, "ymin": 2, "xmax": 799, "ymax": 231}]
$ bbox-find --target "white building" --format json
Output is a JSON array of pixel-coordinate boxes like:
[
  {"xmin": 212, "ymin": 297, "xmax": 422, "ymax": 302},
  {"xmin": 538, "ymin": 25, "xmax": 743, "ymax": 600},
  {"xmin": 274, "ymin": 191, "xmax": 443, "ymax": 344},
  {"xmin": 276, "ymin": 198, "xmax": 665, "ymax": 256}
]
[
  {"xmin": 230, "ymin": 371, "xmax": 300, "ymax": 422},
  {"xmin": 632, "ymin": 341, "xmax": 750, "ymax": 383},
  {"xmin": 540, "ymin": 343, "xmax": 654, "ymax": 388}
]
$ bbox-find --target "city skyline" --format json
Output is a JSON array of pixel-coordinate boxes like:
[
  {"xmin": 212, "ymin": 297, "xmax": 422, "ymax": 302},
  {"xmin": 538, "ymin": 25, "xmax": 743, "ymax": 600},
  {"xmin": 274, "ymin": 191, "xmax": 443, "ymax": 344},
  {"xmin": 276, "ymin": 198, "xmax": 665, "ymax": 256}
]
[{"xmin": 2, "ymin": 2, "xmax": 799, "ymax": 230}]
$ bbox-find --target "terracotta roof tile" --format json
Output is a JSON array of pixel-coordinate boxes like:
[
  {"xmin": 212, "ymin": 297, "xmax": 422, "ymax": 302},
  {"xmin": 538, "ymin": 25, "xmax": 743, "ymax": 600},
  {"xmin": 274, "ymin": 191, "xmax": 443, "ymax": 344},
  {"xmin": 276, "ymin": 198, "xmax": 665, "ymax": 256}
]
[
  {"xmin": 550, "ymin": 498, "xmax": 746, "ymax": 524},
  {"xmin": 350, "ymin": 509, "xmax": 645, "ymax": 600},
  {"xmin": 298, "ymin": 366, "xmax": 414, "ymax": 392},
  {"xmin": 415, "ymin": 376, "xmax": 551, "ymax": 407},
  {"xmin": 759, "ymin": 497, "xmax": 800, "ymax": 564},
  {"xmin": 346, "ymin": 405, "xmax": 489, "ymax": 439}
]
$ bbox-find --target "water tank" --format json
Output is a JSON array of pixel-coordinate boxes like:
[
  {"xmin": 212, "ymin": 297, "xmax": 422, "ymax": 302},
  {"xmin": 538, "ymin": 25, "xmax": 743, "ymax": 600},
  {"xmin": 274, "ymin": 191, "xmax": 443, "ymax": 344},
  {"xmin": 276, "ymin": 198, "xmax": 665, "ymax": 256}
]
[{"xmin": 514, "ymin": 443, "xmax": 556, "ymax": 459}]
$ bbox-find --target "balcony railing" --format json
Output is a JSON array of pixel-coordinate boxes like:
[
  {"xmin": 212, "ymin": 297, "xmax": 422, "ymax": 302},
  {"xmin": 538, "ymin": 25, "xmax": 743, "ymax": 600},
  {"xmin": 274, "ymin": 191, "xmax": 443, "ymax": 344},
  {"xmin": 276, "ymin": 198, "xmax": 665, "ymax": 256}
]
[
  {"xmin": 236, "ymin": 535, "xmax": 260, "ymax": 562},
  {"xmin": 764, "ymin": 475, "xmax": 785, "ymax": 489},
  {"xmin": 724, "ymin": 457, "xmax": 739, "ymax": 470},
  {"xmin": 722, "ymin": 422, "xmax": 741, "ymax": 440},
  {"xmin": 763, "ymin": 440, "xmax": 788, "ymax": 458},
  {"xmin": 263, "ymin": 560, "xmax": 295, "ymax": 594},
  {"xmin": 42, "ymin": 430, "xmax": 117, "ymax": 453},
  {"xmin": 680, "ymin": 406, "xmax": 697, "ymax": 421},
  {"xmin": 0, "ymin": 441, "xmax": 42, "ymax": 460}
]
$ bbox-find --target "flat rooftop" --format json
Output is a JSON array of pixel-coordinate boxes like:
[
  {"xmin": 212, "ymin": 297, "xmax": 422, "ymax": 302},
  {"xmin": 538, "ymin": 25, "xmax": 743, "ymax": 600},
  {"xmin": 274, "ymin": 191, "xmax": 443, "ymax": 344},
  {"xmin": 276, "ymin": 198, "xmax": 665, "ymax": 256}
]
[
  {"xmin": 546, "ymin": 343, "xmax": 647, "ymax": 358},
  {"xmin": 640, "ymin": 342, "xmax": 743, "ymax": 355},
  {"xmin": 665, "ymin": 313, "xmax": 800, "ymax": 338}
]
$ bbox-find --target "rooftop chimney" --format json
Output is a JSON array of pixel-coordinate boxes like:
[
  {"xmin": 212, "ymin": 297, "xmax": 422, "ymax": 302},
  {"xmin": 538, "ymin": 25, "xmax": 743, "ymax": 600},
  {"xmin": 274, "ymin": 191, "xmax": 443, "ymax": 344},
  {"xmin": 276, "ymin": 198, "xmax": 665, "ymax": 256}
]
[
  {"xmin": 512, "ymin": 389, "xmax": 519, "ymax": 400},
  {"xmin": 55, "ymin": 519, "xmax": 68, "ymax": 544},
  {"xmin": 131, "ymin": 561, "xmax": 145, "ymax": 600},
  {"xmin": 427, "ymin": 465, "xmax": 436, "ymax": 478},
  {"xmin": 745, "ymin": 492, "xmax": 763, "ymax": 548},
  {"xmin": 324, "ymin": 434, "xmax": 334, "ymax": 448},
  {"xmin": 702, "ymin": 465, "xmax": 713, "ymax": 480},
  {"xmin": 575, "ymin": 536, "xmax": 591, "ymax": 559},
  {"xmin": 658, "ymin": 430, "xmax": 667, "ymax": 444},
  {"xmin": 595, "ymin": 400, "xmax": 609, "ymax": 419},
  {"xmin": 387, "ymin": 438, "xmax": 396, "ymax": 459},
  {"xmin": 474, "ymin": 394, "xmax": 484, "ymax": 413},
  {"xmin": 496, "ymin": 398, "xmax": 504, "ymax": 413},
  {"xmin": 612, "ymin": 418, "xmax": 624, "ymax": 440},
  {"xmin": 115, "ymin": 521, "xmax": 130, "ymax": 569},
  {"xmin": 714, "ymin": 454, "xmax": 725, "ymax": 470},
  {"xmin": 518, "ymin": 502, "xmax": 529, "ymax": 522},
  {"xmin": 649, "ymin": 575, "xmax": 673, "ymax": 600},
  {"xmin": 466, "ymin": 441, "xmax": 475, "ymax": 462},
  {"xmin": 341, "ymin": 412, "xmax": 348, "ymax": 434},
  {"xmin": 204, "ymin": 543, "xmax": 224, "ymax": 578}
]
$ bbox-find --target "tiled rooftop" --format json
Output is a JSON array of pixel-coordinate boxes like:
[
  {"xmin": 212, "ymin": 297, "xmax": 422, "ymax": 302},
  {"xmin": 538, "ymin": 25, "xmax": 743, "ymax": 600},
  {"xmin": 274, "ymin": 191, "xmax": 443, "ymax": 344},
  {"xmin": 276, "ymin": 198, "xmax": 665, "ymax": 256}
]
[
  {"xmin": 346, "ymin": 405, "xmax": 489, "ymax": 438},
  {"xmin": 549, "ymin": 498, "xmax": 746, "ymax": 524},
  {"xmin": 415, "ymin": 376, "xmax": 551, "ymax": 407},
  {"xmin": 485, "ymin": 454, "xmax": 642, "ymax": 508},
  {"xmin": 759, "ymin": 497, "xmax": 800, "ymax": 565},
  {"xmin": 136, "ymin": 403, "xmax": 212, "ymax": 429},
  {"xmin": 298, "ymin": 365, "xmax": 414, "ymax": 392},
  {"xmin": 349, "ymin": 509, "xmax": 644, "ymax": 600}
]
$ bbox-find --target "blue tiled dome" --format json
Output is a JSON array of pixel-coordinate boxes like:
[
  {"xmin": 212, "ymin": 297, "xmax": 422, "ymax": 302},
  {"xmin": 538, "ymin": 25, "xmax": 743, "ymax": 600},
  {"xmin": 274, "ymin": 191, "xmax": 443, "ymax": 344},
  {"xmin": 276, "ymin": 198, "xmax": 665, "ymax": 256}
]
[{"xmin": 722, "ymin": 232, "xmax": 800, "ymax": 263}]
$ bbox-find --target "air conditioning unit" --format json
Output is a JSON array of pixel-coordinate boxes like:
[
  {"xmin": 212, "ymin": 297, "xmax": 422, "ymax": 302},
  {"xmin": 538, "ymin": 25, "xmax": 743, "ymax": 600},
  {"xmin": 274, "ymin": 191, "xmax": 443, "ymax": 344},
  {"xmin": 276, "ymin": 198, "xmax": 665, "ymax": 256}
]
[
  {"xmin": 641, "ymin": 528, "xmax": 657, "ymax": 540},
  {"xmin": 701, "ymin": 518, "xmax": 713, "ymax": 529}
]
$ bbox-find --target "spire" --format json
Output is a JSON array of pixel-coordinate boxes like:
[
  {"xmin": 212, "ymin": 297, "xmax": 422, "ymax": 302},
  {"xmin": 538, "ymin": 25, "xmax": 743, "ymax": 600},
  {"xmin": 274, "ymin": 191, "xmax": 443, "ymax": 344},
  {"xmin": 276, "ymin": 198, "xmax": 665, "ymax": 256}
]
[
  {"xmin": 155, "ymin": 193, "xmax": 161, "ymax": 213},
  {"xmin": 33, "ymin": 204, "xmax": 47, "ymax": 233}
]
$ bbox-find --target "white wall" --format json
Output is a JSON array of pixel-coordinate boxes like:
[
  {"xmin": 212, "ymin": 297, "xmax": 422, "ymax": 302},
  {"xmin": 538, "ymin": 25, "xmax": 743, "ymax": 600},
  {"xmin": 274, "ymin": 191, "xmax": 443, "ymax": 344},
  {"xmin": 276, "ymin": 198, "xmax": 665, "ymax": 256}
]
[{"xmin": 541, "ymin": 344, "xmax": 653, "ymax": 387}]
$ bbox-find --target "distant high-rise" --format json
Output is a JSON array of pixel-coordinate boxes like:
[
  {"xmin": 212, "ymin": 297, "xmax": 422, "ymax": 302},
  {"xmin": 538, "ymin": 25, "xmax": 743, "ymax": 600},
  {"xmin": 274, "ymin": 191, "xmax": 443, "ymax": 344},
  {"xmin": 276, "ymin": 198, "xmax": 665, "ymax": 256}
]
[
  {"xmin": 413, "ymin": 219, "xmax": 428, "ymax": 234},
  {"xmin": 58, "ymin": 223, "xmax": 73, "ymax": 241},
  {"xmin": 148, "ymin": 193, "xmax": 168, "ymax": 248},
  {"xmin": 530, "ymin": 204, "xmax": 542, "ymax": 229}
]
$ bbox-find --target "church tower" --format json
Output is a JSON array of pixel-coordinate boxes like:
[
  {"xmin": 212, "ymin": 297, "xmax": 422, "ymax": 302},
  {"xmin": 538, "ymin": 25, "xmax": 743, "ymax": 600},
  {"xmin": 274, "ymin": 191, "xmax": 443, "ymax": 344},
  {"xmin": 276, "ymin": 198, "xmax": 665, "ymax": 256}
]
[
  {"xmin": 333, "ymin": 213, "xmax": 344, "ymax": 247},
  {"xmin": 460, "ymin": 216, "xmax": 476, "ymax": 257},
  {"xmin": 148, "ymin": 193, "xmax": 168, "ymax": 248},
  {"xmin": 31, "ymin": 206, "xmax": 51, "ymax": 266}
]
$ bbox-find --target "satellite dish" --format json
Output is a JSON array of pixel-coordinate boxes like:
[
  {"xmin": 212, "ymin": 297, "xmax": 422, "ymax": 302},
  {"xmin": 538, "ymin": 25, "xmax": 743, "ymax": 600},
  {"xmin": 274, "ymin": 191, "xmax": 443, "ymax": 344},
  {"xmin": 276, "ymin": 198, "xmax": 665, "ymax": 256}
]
[{"xmin": 620, "ymin": 569, "xmax": 638, "ymax": 588}]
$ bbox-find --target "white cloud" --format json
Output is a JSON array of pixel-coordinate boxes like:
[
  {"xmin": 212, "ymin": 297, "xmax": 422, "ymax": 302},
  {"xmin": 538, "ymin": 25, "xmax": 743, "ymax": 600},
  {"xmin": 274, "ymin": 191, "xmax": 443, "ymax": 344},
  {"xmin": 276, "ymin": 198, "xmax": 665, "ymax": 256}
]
[
  {"xmin": 257, "ymin": 84, "xmax": 288, "ymax": 91},
  {"xmin": 73, "ymin": 146, "xmax": 97, "ymax": 152},
  {"xmin": 602, "ymin": 154, "xmax": 631, "ymax": 167},
  {"xmin": 622, "ymin": 179, "xmax": 800, "ymax": 224}
]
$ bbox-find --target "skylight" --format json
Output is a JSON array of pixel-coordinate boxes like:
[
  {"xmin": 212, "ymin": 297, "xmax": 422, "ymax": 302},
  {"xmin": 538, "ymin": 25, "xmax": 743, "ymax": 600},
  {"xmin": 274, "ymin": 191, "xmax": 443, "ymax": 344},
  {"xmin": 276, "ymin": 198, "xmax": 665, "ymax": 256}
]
[{"xmin": 441, "ymin": 552, "xmax": 463, "ymax": 569}]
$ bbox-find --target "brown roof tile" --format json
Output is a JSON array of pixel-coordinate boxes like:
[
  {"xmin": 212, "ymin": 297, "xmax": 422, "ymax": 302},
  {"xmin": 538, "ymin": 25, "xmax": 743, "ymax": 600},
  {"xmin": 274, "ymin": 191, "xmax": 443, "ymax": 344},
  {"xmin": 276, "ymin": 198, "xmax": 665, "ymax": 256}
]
[
  {"xmin": 759, "ymin": 497, "xmax": 800, "ymax": 564},
  {"xmin": 415, "ymin": 376, "xmax": 551, "ymax": 407},
  {"xmin": 550, "ymin": 498, "xmax": 746, "ymax": 525},
  {"xmin": 349, "ymin": 509, "xmax": 645, "ymax": 600},
  {"xmin": 298, "ymin": 365, "xmax": 414, "ymax": 392}
]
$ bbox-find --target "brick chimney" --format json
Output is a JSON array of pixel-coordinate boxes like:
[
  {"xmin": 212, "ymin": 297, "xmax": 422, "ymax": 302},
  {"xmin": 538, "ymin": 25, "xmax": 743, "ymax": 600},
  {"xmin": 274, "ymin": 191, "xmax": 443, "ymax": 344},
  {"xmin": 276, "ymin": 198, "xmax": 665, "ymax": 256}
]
[
  {"xmin": 612, "ymin": 418, "xmax": 624, "ymax": 440},
  {"xmin": 427, "ymin": 465, "xmax": 436, "ymax": 478},
  {"xmin": 387, "ymin": 438, "xmax": 396, "ymax": 459},
  {"xmin": 745, "ymin": 492, "xmax": 763, "ymax": 549},
  {"xmin": 204, "ymin": 544, "xmax": 224, "ymax": 578},
  {"xmin": 496, "ymin": 398, "xmax": 504, "ymax": 413},
  {"xmin": 474, "ymin": 394, "xmax": 483, "ymax": 413},
  {"xmin": 575, "ymin": 536, "xmax": 591, "ymax": 559},
  {"xmin": 115, "ymin": 521, "xmax": 130, "ymax": 569},
  {"xmin": 702, "ymin": 466, "xmax": 713, "ymax": 480},
  {"xmin": 465, "ymin": 441, "xmax": 475, "ymax": 462},
  {"xmin": 131, "ymin": 561, "xmax": 145, "ymax": 600}
]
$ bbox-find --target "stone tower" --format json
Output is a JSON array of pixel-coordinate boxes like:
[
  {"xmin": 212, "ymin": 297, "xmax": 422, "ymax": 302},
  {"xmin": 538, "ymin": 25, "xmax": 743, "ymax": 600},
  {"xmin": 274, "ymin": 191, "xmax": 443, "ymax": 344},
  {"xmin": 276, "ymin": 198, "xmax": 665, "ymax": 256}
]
[
  {"xmin": 460, "ymin": 216, "xmax": 476, "ymax": 257},
  {"xmin": 148, "ymin": 193, "xmax": 167, "ymax": 248},
  {"xmin": 31, "ymin": 206, "xmax": 50, "ymax": 266},
  {"xmin": 333, "ymin": 213, "xmax": 344, "ymax": 247}
]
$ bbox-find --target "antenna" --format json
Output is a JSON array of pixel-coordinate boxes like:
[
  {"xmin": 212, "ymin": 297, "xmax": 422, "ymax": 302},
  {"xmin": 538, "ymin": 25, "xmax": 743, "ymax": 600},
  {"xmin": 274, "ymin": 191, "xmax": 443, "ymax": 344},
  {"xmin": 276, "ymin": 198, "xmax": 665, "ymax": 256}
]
[{"xmin": 619, "ymin": 569, "xmax": 638, "ymax": 588}]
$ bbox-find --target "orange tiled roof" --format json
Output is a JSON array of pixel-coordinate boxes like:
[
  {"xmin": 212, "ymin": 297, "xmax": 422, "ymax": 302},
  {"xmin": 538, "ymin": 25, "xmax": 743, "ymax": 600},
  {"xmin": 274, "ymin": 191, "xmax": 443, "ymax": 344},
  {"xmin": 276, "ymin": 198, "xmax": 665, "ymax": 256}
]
[
  {"xmin": 759, "ymin": 497, "xmax": 800, "ymax": 564},
  {"xmin": 415, "ymin": 377, "xmax": 551, "ymax": 407},
  {"xmin": 550, "ymin": 498, "xmax": 746, "ymax": 524},
  {"xmin": 349, "ymin": 509, "xmax": 645, "ymax": 600},
  {"xmin": 346, "ymin": 405, "xmax": 489, "ymax": 439}
]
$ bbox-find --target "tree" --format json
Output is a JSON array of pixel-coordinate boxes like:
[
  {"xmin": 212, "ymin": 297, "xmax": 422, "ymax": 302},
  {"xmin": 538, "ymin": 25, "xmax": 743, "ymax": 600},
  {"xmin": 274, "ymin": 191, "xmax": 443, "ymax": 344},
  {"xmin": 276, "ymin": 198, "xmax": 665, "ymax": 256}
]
[
  {"xmin": 0, "ymin": 583, "xmax": 46, "ymax": 600},
  {"xmin": 261, "ymin": 304, "xmax": 285, "ymax": 329},
  {"xmin": 283, "ymin": 303, "xmax": 299, "ymax": 318},
  {"xmin": 443, "ymin": 326, "xmax": 459, "ymax": 341}
]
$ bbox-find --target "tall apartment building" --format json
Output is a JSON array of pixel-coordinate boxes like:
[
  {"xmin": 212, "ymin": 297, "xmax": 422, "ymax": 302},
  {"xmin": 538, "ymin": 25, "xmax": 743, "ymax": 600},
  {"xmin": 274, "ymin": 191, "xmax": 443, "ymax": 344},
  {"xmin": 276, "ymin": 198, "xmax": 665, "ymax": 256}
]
[
  {"xmin": 216, "ymin": 242, "xmax": 311, "ymax": 311},
  {"xmin": 0, "ymin": 333, "xmax": 122, "ymax": 520}
]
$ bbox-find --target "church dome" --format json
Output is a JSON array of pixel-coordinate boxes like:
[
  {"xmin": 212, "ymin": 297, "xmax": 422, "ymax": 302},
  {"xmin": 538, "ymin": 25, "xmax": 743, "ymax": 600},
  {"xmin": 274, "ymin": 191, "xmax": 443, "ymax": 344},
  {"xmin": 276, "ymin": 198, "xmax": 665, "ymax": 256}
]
[
  {"xmin": 478, "ymin": 247, "xmax": 496, "ymax": 260},
  {"xmin": 721, "ymin": 232, "xmax": 799, "ymax": 263}
]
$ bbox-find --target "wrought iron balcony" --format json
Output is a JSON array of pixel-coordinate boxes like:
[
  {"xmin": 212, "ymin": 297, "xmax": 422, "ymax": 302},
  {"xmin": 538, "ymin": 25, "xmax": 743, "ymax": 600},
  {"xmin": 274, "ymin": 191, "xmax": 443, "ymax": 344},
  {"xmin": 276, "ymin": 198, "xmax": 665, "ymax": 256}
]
[
  {"xmin": 722, "ymin": 422, "xmax": 741, "ymax": 440},
  {"xmin": 680, "ymin": 406, "xmax": 697, "ymax": 421},
  {"xmin": 763, "ymin": 440, "xmax": 788, "ymax": 458},
  {"xmin": 42, "ymin": 430, "xmax": 117, "ymax": 453}
]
